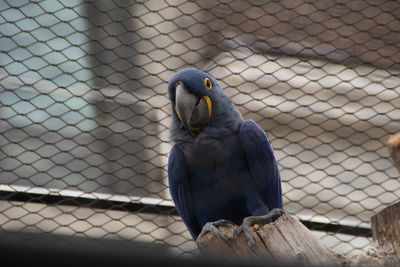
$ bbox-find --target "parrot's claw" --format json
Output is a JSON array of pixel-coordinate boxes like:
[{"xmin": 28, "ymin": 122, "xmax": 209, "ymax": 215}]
[
  {"xmin": 197, "ymin": 219, "xmax": 235, "ymax": 242},
  {"xmin": 233, "ymin": 209, "xmax": 286, "ymax": 250}
]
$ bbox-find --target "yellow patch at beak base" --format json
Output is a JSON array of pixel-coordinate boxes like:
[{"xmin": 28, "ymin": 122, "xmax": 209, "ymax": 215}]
[{"xmin": 202, "ymin": 96, "xmax": 212, "ymax": 118}]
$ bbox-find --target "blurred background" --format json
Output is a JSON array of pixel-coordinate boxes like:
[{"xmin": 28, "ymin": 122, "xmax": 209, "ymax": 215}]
[{"xmin": 1, "ymin": 0, "xmax": 400, "ymax": 257}]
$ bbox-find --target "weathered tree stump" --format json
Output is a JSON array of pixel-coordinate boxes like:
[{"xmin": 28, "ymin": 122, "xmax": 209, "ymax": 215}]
[
  {"xmin": 197, "ymin": 202, "xmax": 400, "ymax": 266},
  {"xmin": 197, "ymin": 214, "xmax": 348, "ymax": 265},
  {"xmin": 350, "ymin": 201, "xmax": 400, "ymax": 267}
]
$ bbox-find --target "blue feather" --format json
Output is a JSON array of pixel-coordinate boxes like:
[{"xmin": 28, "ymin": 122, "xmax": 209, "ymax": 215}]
[{"xmin": 168, "ymin": 68, "xmax": 282, "ymax": 239}]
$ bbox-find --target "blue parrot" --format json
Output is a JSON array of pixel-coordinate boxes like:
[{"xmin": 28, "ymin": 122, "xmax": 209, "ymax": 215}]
[{"xmin": 167, "ymin": 68, "xmax": 283, "ymax": 247}]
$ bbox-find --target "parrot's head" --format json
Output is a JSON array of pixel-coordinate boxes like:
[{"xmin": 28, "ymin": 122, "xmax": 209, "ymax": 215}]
[{"xmin": 168, "ymin": 67, "xmax": 242, "ymax": 143}]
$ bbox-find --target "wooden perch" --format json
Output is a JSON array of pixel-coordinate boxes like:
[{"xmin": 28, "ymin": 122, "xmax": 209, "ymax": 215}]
[
  {"xmin": 197, "ymin": 214, "xmax": 347, "ymax": 265},
  {"xmin": 197, "ymin": 202, "xmax": 400, "ymax": 266}
]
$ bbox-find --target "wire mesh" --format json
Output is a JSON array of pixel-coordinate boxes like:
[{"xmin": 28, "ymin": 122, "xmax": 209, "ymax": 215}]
[{"xmin": 1, "ymin": 0, "xmax": 400, "ymax": 257}]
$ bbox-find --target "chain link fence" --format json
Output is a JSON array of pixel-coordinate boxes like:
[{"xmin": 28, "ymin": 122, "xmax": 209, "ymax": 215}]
[{"xmin": 1, "ymin": 0, "xmax": 400, "ymax": 257}]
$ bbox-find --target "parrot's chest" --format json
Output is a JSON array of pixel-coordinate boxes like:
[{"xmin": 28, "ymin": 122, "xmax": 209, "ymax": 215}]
[
  {"xmin": 182, "ymin": 134, "xmax": 263, "ymax": 226},
  {"xmin": 183, "ymin": 133, "xmax": 255, "ymax": 197},
  {"xmin": 184, "ymin": 134, "xmax": 245, "ymax": 174}
]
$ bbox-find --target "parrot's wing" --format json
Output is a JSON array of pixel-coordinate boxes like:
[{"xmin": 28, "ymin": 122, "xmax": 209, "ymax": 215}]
[
  {"xmin": 168, "ymin": 145, "xmax": 201, "ymax": 239},
  {"xmin": 239, "ymin": 120, "xmax": 283, "ymax": 210}
]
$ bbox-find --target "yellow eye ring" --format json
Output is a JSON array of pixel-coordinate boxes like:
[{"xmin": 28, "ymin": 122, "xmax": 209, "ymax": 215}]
[{"xmin": 204, "ymin": 78, "xmax": 212, "ymax": 90}]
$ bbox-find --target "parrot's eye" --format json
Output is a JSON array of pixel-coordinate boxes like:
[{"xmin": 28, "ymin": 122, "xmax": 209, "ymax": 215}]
[{"xmin": 204, "ymin": 78, "xmax": 212, "ymax": 90}]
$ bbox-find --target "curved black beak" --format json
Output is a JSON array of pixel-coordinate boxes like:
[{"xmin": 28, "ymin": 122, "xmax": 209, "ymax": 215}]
[{"xmin": 175, "ymin": 82, "xmax": 210, "ymax": 135}]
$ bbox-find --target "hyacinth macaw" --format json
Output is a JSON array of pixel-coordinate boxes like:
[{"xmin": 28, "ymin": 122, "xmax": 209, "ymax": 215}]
[{"xmin": 167, "ymin": 67, "xmax": 284, "ymax": 247}]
